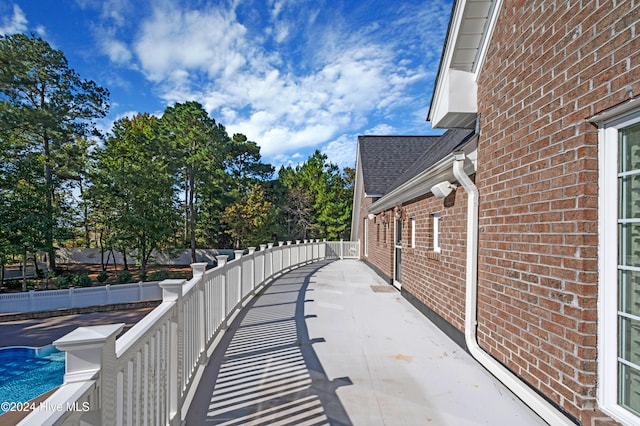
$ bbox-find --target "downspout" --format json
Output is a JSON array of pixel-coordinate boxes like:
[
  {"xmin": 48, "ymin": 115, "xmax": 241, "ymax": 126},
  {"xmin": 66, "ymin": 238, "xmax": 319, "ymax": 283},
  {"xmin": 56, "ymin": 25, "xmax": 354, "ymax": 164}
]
[{"xmin": 452, "ymin": 153, "xmax": 573, "ymax": 426}]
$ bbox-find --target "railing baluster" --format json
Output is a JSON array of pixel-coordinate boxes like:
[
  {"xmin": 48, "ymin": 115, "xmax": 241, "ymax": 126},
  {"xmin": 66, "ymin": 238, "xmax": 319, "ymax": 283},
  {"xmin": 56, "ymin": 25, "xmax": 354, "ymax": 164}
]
[{"xmin": 19, "ymin": 241, "xmax": 360, "ymax": 426}]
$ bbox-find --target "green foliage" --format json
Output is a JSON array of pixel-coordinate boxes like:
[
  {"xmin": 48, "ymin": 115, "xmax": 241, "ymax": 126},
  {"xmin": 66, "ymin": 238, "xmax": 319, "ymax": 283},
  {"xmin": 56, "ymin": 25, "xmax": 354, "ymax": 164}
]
[
  {"xmin": 0, "ymin": 33, "xmax": 354, "ymax": 260},
  {"xmin": 54, "ymin": 275, "xmax": 71, "ymax": 289},
  {"xmin": 97, "ymin": 271, "xmax": 108, "ymax": 283},
  {"xmin": 278, "ymin": 151, "xmax": 353, "ymax": 240},
  {"xmin": 160, "ymin": 101, "xmax": 230, "ymax": 259},
  {"xmin": 118, "ymin": 270, "xmax": 133, "ymax": 284},
  {"xmin": 72, "ymin": 273, "xmax": 92, "ymax": 287},
  {"xmin": 91, "ymin": 113, "xmax": 180, "ymax": 276},
  {"xmin": 222, "ymin": 183, "xmax": 275, "ymax": 248},
  {"xmin": 147, "ymin": 270, "xmax": 169, "ymax": 281},
  {"xmin": 0, "ymin": 33, "xmax": 109, "ymax": 270}
]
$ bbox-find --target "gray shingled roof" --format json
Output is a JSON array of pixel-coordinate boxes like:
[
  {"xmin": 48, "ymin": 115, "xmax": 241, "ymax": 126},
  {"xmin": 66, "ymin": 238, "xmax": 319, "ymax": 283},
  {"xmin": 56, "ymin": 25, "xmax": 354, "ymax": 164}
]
[{"xmin": 358, "ymin": 129, "xmax": 474, "ymax": 197}]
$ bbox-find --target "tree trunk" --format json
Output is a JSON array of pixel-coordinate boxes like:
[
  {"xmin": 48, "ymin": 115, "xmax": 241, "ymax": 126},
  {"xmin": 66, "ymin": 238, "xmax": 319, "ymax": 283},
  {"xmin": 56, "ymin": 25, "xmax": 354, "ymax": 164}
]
[
  {"xmin": 32, "ymin": 253, "xmax": 41, "ymax": 277},
  {"xmin": 79, "ymin": 179, "xmax": 90, "ymax": 247},
  {"xmin": 122, "ymin": 248, "xmax": 129, "ymax": 270},
  {"xmin": 189, "ymin": 165, "xmax": 196, "ymax": 263},
  {"xmin": 22, "ymin": 248, "xmax": 27, "ymax": 292},
  {"xmin": 43, "ymin": 133, "xmax": 56, "ymax": 272}
]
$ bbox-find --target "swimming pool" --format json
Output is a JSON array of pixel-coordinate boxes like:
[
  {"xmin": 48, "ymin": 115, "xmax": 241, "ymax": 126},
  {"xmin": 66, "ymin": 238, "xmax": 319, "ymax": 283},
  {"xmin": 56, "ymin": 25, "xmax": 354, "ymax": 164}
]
[{"xmin": 0, "ymin": 346, "xmax": 65, "ymax": 414}]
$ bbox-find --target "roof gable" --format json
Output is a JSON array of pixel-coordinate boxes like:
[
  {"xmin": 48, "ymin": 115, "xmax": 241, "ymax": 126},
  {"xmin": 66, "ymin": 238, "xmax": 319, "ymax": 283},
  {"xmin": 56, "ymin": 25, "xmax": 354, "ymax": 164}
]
[
  {"xmin": 357, "ymin": 130, "xmax": 474, "ymax": 198},
  {"xmin": 357, "ymin": 135, "xmax": 440, "ymax": 197}
]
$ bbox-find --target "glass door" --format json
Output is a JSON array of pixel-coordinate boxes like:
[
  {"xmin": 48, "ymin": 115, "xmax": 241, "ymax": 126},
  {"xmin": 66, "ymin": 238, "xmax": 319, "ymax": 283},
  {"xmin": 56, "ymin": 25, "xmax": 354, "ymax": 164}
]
[{"xmin": 394, "ymin": 218, "xmax": 402, "ymax": 289}]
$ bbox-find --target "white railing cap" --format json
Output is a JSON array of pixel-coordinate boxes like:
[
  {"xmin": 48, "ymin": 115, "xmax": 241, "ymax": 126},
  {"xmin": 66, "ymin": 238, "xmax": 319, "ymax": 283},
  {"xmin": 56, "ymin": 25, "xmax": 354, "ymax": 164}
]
[{"xmin": 54, "ymin": 323, "xmax": 124, "ymax": 350}]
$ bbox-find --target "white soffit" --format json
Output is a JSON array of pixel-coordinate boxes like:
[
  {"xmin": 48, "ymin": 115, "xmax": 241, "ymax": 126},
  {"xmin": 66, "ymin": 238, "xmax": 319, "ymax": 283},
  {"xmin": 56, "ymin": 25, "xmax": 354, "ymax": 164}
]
[
  {"xmin": 429, "ymin": 0, "xmax": 500, "ymax": 129},
  {"xmin": 451, "ymin": 1, "xmax": 493, "ymax": 72}
]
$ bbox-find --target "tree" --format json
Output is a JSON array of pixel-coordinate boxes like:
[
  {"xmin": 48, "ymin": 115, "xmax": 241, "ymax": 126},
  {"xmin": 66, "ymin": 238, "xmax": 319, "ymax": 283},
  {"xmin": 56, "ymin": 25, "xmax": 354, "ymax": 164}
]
[
  {"xmin": 222, "ymin": 183, "xmax": 275, "ymax": 249},
  {"xmin": 160, "ymin": 101, "xmax": 228, "ymax": 262},
  {"xmin": 225, "ymin": 133, "xmax": 274, "ymax": 187},
  {"xmin": 91, "ymin": 113, "xmax": 178, "ymax": 276},
  {"xmin": 0, "ymin": 33, "xmax": 109, "ymax": 272},
  {"xmin": 278, "ymin": 151, "xmax": 353, "ymax": 240}
]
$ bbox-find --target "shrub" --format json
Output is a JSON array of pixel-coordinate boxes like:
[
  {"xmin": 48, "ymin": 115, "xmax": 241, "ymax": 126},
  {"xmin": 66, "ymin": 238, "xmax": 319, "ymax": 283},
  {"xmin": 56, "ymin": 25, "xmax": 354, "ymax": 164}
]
[
  {"xmin": 55, "ymin": 275, "xmax": 71, "ymax": 289},
  {"xmin": 72, "ymin": 273, "xmax": 93, "ymax": 288},
  {"xmin": 147, "ymin": 270, "xmax": 169, "ymax": 281},
  {"xmin": 97, "ymin": 271, "xmax": 108, "ymax": 283},
  {"xmin": 118, "ymin": 270, "xmax": 133, "ymax": 284},
  {"xmin": 138, "ymin": 270, "xmax": 147, "ymax": 282}
]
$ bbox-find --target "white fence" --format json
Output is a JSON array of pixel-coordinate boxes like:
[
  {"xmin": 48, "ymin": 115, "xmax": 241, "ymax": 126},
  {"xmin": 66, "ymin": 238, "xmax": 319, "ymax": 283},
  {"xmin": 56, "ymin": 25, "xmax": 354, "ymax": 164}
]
[
  {"xmin": 21, "ymin": 240, "xmax": 359, "ymax": 426},
  {"xmin": 0, "ymin": 282, "xmax": 162, "ymax": 314}
]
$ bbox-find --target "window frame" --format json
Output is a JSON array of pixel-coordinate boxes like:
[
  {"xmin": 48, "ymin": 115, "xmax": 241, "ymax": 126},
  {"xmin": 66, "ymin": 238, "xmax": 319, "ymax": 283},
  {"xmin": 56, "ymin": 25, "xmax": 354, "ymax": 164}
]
[
  {"xmin": 599, "ymin": 107, "xmax": 640, "ymax": 425},
  {"xmin": 411, "ymin": 218, "xmax": 416, "ymax": 249},
  {"xmin": 432, "ymin": 213, "xmax": 441, "ymax": 253}
]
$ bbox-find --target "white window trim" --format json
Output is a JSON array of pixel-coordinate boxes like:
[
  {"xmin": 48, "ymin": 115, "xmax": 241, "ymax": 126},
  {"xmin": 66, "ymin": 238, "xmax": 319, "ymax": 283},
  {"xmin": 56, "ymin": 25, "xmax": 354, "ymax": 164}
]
[
  {"xmin": 411, "ymin": 218, "xmax": 416, "ymax": 249},
  {"xmin": 433, "ymin": 213, "xmax": 441, "ymax": 253},
  {"xmin": 364, "ymin": 218, "xmax": 369, "ymax": 257},
  {"xmin": 598, "ymin": 107, "xmax": 640, "ymax": 425}
]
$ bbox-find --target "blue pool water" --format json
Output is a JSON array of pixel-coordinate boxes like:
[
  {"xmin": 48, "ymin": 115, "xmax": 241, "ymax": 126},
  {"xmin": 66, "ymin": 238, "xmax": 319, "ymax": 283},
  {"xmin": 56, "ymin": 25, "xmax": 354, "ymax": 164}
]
[{"xmin": 0, "ymin": 346, "xmax": 65, "ymax": 414}]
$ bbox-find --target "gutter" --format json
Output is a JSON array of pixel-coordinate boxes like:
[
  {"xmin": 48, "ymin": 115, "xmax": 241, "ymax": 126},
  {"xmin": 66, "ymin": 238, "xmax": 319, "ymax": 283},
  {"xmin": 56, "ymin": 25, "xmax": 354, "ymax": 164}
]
[{"xmin": 452, "ymin": 153, "xmax": 574, "ymax": 426}]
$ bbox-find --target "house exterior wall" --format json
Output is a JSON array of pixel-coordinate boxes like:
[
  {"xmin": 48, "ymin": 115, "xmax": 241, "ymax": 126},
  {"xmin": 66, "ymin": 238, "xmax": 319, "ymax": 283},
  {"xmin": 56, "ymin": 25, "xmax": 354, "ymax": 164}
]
[
  {"xmin": 401, "ymin": 189, "xmax": 468, "ymax": 334},
  {"xmin": 363, "ymin": 209, "xmax": 394, "ymax": 283},
  {"xmin": 475, "ymin": 1, "xmax": 640, "ymax": 423}
]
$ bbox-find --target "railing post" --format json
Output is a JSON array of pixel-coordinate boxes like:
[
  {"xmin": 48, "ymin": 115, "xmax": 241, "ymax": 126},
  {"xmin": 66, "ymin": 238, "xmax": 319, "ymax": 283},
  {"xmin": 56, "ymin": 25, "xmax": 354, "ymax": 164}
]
[
  {"xmin": 159, "ymin": 279, "xmax": 186, "ymax": 423},
  {"xmin": 234, "ymin": 250, "xmax": 244, "ymax": 302},
  {"xmin": 267, "ymin": 243, "xmax": 274, "ymax": 280},
  {"xmin": 54, "ymin": 323, "xmax": 125, "ymax": 425},
  {"xmin": 191, "ymin": 262, "xmax": 208, "ymax": 355},
  {"xmin": 277, "ymin": 242, "xmax": 283, "ymax": 272},
  {"xmin": 248, "ymin": 248, "xmax": 256, "ymax": 294},
  {"xmin": 216, "ymin": 256, "xmax": 228, "ymax": 329},
  {"xmin": 259, "ymin": 245, "xmax": 267, "ymax": 284},
  {"xmin": 340, "ymin": 239, "xmax": 344, "ymax": 260}
]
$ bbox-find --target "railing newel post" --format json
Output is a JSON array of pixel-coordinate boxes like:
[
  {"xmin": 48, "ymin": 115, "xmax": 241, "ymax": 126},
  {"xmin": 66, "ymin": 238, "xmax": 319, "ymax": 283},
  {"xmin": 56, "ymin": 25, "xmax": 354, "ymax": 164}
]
[
  {"xmin": 191, "ymin": 262, "xmax": 208, "ymax": 357},
  {"xmin": 216, "ymin": 256, "xmax": 229, "ymax": 330},
  {"xmin": 159, "ymin": 278, "xmax": 187, "ymax": 423},
  {"xmin": 248, "ymin": 247, "xmax": 256, "ymax": 294}
]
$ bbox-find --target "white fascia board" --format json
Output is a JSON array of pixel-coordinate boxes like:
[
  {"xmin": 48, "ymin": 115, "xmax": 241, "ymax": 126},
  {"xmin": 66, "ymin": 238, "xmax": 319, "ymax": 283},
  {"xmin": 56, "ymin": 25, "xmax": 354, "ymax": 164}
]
[
  {"xmin": 368, "ymin": 144, "xmax": 477, "ymax": 213},
  {"xmin": 350, "ymin": 145, "xmax": 363, "ymax": 241}
]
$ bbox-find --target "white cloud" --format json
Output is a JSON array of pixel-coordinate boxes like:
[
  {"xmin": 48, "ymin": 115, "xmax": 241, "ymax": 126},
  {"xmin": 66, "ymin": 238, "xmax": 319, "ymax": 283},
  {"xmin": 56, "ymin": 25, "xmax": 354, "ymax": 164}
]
[
  {"xmin": 94, "ymin": 0, "xmax": 452, "ymax": 163},
  {"xmin": 0, "ymin": 4, "xmax": 27, "ymax": 35},
  {"xmin": 366, "ymin": 124, "xmax": 396, "ymax": 135},
  {"xmin": 102, "ymin": 38, "xmax": 132, "ymax": 64},
  {"xmin": 322, "ymin": 135, "xmax": 357, "ymax": 169}
]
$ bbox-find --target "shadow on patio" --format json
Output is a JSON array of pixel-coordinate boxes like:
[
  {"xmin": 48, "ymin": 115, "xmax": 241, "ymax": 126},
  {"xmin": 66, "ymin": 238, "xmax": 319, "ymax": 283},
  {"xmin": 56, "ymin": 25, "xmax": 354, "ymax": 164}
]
[
  {"xmin": 186, "ymin": 259, "xmax": 546, "ymax": 426},
  {"xmin": 186, "ymin": 260, "xmax": 353, "ymax": 425}
]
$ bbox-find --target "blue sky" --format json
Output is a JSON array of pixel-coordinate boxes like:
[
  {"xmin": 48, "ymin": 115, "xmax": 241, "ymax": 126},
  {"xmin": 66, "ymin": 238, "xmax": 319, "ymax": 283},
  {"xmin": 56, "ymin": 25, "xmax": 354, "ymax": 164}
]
[{"xmin": 0, "ymin": 0, "xmax": 452, "ymax": 170}]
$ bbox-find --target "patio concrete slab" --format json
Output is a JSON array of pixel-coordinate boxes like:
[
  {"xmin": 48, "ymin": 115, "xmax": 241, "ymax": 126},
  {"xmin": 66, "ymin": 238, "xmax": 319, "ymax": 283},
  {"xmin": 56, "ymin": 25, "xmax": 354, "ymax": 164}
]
[{"xmin": 186, "ymin": 260, "xmax": 547, "ymax": 425}]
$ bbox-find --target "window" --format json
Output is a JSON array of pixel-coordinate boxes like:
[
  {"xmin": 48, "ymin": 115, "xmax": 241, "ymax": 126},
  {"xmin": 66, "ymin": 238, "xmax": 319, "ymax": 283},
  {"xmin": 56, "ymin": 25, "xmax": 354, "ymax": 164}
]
[
  {"xmin": 599, "ymin": 108, "xmax": 640, "ymax": 424},
  {"xmin": 364, "ymin": 218, "xmax": 369, "ymax": 257},
  {"xmin": 432, "ymin": 213, "xmax": 441, "ymax": 252},
  {"xmin": 411, "ymin": 218, "xmax": 416, "ymax": 248}
]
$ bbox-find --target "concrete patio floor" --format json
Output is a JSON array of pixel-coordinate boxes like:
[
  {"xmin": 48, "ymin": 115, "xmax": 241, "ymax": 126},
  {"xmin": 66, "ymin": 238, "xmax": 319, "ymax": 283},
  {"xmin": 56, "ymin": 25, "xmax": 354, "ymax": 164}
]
[{"xmin": 186, "ymin": 259, "xmax": 547, "ymax": 426}]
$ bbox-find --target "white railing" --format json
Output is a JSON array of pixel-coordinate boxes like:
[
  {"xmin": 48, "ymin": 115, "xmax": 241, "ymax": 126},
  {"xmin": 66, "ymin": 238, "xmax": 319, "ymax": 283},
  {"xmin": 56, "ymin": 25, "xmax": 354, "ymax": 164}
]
[
  {"xmin": 21, "ymin": 240, "xmax": 357, "ymax": 426},
  {"xmin": 325, "ymin": 239, "xmax": 360, "ymax": 259},
  {"xmin": 0, "ymin": 282, "xmax": 163, "ymax": 314}
]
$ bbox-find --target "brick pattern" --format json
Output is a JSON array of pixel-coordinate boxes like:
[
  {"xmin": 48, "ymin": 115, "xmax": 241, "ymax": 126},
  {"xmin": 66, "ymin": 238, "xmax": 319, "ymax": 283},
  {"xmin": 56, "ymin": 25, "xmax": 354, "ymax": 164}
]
[
  {"xmin": 476, "ymin": 1, "xmax": 639, "ymax": 422},
  {"xmin": 401, "ymin": 191, "xmax": 468, "ymax": 331}
]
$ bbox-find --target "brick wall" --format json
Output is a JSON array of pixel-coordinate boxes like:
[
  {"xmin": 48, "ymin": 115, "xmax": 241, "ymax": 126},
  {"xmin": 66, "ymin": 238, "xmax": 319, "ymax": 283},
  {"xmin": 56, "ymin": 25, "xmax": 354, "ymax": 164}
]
[
  {"xmin": 401, "ymin": 190, "xmax": 468, "ymax": 332},
  {"xmin": 476, "ymin": 1, "xmax": 639, "ymax": 423},
  {"xmin": 364, "ymin": 209, "xmax": 394, "ymax": 282}
]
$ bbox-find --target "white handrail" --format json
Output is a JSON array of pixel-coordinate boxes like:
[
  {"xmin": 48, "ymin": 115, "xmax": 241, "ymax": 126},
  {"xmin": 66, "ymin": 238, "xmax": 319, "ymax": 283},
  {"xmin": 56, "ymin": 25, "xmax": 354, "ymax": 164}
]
[{"xmin": 19, "ymin": 240, "xmax": 359, "ymax": 426}]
